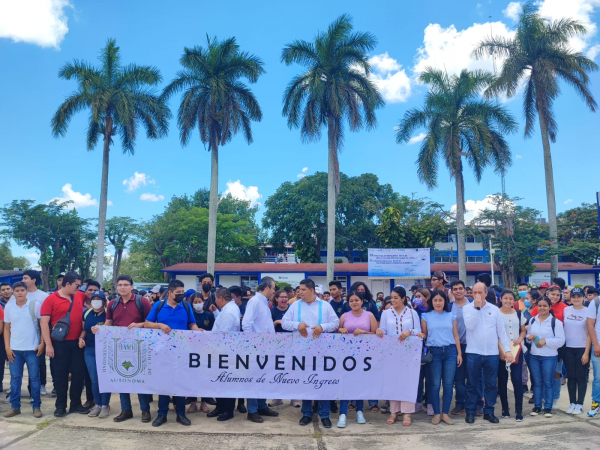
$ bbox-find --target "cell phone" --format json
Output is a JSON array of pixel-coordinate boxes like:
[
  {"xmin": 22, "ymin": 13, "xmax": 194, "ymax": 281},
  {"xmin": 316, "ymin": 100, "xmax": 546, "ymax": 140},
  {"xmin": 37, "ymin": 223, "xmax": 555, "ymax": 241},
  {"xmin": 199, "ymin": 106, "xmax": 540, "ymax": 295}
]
[{"xmin": 533, "ymin": 335, "xmax": 540, "ymax": 345}]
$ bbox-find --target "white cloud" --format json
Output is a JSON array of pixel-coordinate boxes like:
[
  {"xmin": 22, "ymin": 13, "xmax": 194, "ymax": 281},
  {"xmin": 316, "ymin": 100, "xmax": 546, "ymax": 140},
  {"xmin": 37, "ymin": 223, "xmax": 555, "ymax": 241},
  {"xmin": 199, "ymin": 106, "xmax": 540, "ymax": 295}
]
[
  {"xmin": 0, "ymin": 0, "xmax": 71, "ymax": 49},
  {"xmin": 586, "ymin": 43, "xmax": 600, "ymax": 60},
  {"xmin": 24, "ymin": 252, "xmax": 39, "ymax": 259},
  {"xmin": 123, "ymin": 172, "xmax": 155, "ymax": 192},
  {"xmin": 297, "ymin": 167, "xmax": 309, "ymax": 179},
  {"xmin": 564, "ymin": 199, "xmax": 574, "ymax": 204},
  {"xmin": 302, "ymin": 167, "xmax": 308, "ymax": 173},
  {"xmin": 49, "ymin": 183, "xmax": 98, "ymax": 209},
  {"xmin": 451, "ymin": 195, "xmax": 509, "ymax": 224},
  {"xmin": 503, "ymin": 2, "xmax": 523, "ymax": 21},
  {"xmin": 368, "ymin": 52, "xmax": 412, "ymax": 103},
  {"xmin": 223, "ymin": 180, "xmax": 262, "ymax": 207},
  {"xmin": 408, "ymin": 132, "xmax": 427, "ymax": 145},
  {"xmin": 516, "ymin": 154, "xmax": 523, "ymax": 159},
  {"xmin": 140, "ymin": 193, "xmax": 164, "ymax": 202}
]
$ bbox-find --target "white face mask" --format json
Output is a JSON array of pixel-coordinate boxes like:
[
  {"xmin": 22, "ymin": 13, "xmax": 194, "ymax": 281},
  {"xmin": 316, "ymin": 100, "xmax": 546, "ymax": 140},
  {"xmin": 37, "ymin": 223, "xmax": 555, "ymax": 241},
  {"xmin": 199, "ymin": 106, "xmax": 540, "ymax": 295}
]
[
  {"xmin": 193, "ymin": 303, "xmax": 204, "ymax": 312},
  {"xmin": 91, "ymin": 300, "xmax": 103, "ymax": 310}
]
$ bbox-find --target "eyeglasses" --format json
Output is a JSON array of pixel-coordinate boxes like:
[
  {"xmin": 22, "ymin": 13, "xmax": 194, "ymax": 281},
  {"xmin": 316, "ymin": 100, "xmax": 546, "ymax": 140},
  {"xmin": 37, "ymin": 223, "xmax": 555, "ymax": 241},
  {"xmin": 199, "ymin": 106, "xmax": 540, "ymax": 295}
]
[
  {"xmin": 73, "ymin": 284, "xmax": 82, "ymax": 289},
  {"xmin": 431, "ymin": 277, "xmax": 439, "ymax": 281}
]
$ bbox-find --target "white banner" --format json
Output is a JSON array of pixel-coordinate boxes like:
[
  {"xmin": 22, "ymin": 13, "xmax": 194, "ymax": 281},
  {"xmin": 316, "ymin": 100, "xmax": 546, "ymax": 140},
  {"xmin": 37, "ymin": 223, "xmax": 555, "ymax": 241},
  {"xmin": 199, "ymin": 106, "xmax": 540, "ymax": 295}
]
[
  {"xmin": 368, "ymin": 248, "xmax": 431, "ymax": 278},
  {"xmin": 96, "ymin": 327, "xmax": 421, "ymax": 401}
]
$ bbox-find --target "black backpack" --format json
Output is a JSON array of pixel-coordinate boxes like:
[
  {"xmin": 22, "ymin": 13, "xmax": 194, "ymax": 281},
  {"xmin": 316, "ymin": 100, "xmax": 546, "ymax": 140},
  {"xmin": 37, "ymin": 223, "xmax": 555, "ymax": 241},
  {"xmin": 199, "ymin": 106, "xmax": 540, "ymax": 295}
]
[
  {"xmin": 111, "ymin": 294, "xmax": 146, "ymax": 320},
  {"xmin": 529, "ymin": 315, "xmax": 565, "ymax": 361},
  {"xmin": 154, "ymin": 299, "xmax": 193, "ymax": 324}
]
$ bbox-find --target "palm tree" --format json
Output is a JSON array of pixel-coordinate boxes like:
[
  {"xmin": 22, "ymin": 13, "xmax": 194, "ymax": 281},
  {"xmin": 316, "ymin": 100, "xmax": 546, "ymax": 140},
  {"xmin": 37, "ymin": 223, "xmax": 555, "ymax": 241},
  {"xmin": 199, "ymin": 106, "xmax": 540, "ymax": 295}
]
[
  {"xmin": 473, "ymin": 1, "xmax": 598, "ymax": 279},
  {"xmin": 396, "ymin": 69, "xmax": 518, "ymax": 282},
  {"xmin": 162, "ymin": 36, "xmax": 264, "ymax": 275},
  {"xmin": 52, "ymin": 39, "xmax": 170, "ymax": 282},
  {"xmin": 282, "ymin": 14, "xmax": 384, "ymax": 282}
]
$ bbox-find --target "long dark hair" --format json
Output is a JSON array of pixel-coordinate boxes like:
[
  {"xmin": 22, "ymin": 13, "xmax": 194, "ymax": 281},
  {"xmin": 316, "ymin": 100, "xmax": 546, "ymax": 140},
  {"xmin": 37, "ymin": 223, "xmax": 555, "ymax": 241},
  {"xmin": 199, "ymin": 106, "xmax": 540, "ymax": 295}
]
[
  {"xmin": 392, "ymin": 286, "xmax": 410, "ymax": 307},
  {"xmin": 349, "ymin": 281, "xmax": 374, "ymax": 302},
  {"xmin": 428, "ymin": 290, "xmax": 451, "ymax": 312}
]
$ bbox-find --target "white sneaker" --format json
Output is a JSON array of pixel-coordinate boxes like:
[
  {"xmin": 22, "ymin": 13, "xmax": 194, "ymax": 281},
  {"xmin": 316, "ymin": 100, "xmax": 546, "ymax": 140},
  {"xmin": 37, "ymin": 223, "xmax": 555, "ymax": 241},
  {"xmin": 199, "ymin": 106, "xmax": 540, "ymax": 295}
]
[
  {"xmin": 3, "ymin": 394, "xmax": 10, "ymax": 404},
  {"xmin": 572, "ymin": 405, "xmax": 583, "ymax": 415},
  {"xmin": 588, "ymin": 402, "xmax": 600, "ymax": 417},
  {"xmin": 415, "ymin": 403, "xmax": 424, "ymax": 413},
  {"xmin": 552, "ymin": 399, "xmax": 559, "ymax": 409},
  {"xmin": 356, "ymin": 411, "xmax": 366, "ymax": 424},
  {"xmin": 40, "ymin": 386, "xmax": 47, "ymax": 396},
  {"xmin": 4, "ymin": 388, "xmax": 10, "ymax": 394},
  {"xmin": 427, "ymin": 404, "xmax": 434, "ymax": 416},
  {"xmin": 337, "ymin": 414, "xmax": 347, "ymax": 428},
  {"xmin": 566, "ymin": 403, "xmax": 576, "ymax": 414}
]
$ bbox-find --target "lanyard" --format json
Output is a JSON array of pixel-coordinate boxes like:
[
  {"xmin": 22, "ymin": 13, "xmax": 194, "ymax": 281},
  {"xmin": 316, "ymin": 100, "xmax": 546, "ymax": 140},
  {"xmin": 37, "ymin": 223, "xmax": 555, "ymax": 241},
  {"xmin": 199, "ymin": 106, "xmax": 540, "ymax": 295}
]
[
  {"xmin": 391, "ymin": 307, "xmax": 411, "ymax": 334},
  {"xmin": 298, "ymin": 299, "xmax": 322, "ymax": 325}
]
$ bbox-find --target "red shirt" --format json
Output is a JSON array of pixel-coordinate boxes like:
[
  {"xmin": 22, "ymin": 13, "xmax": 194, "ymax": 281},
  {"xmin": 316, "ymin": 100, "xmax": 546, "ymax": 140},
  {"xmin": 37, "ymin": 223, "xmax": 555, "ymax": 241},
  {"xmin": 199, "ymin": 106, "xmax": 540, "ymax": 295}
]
[
  {"xmin": 531, "ymin": 301, "xmax": 568, "ymax": 322},
  {"xmin": 0, "ymin": 307, "xmax": 4, "ymax": 320},
  {"xmin": 41, "ymin": 291, "xmax": 85, "ymax": 341},
  {"xmin": 106, "ymin": 295, "xmax": 152, "ymax": 327}
]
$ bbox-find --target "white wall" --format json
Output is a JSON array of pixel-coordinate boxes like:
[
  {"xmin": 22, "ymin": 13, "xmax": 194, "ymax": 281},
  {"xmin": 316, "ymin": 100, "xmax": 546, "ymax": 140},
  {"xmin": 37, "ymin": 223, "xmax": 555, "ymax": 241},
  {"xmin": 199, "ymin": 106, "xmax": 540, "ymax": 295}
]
[
  {"xmin": 177, "ymin": 275, "xmax": 197, "ymax": 291},
  {"xmin": 310, "ymin": 276, "xmax": 328, "ymax": 291},
  {"xmin": 570, "ymin": 273, "xmax": 595, "ymax": 288},
  {"xmin": 528, "ymin": 271, "xmax": 569, "ymax": 286},
  {"xmin": 218, "ymin": 275, "xmax": 241, "ymax": 288}
]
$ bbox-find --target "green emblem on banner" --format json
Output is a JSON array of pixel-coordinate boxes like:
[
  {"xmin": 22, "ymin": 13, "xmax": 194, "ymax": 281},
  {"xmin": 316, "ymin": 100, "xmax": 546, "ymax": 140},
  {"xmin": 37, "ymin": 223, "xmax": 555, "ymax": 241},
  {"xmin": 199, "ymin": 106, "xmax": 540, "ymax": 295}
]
[{"xmin": 109, "ymin": 338, "xmax": 147, "ymax": 378}]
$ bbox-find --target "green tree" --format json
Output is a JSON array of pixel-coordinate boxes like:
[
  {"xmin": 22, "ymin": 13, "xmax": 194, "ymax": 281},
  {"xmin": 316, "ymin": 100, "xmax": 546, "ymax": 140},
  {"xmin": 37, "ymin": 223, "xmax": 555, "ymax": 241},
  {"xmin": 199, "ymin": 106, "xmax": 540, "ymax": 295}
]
[
  {"xmin": 468, "ymin": 194, "xmax": 546, "ymax": 289},
  {"xmin": 51, "ymin": 38, "xmax": 170, "ymax": 283},
  {"xmin": 119, "ymin": 248, "xmax": 163, "ymax": 283},
  {"xmin": 161, "ymin": 36, "xmax": 265, "ymax": 276},
  {"xmin": 0, "ymin": 241, "xmax": 30, "ymax": 270},
  {"xmin": 105, "ymin": 217, "xmax": 139, "ymax": 290},
  {"xmin": 282, "ymin": 14, "xmax": 384, "ymax": 281},
  {"xmin": 474, "ymin": 2, "xmax": 598, "ymax": 279},
  {"xmin": 395, "ymin": 68, "xmax": 517, "ymax": 281},
  {"xmin": 555, "ymin": 203, "xmax": 600, "ymax": 264}
]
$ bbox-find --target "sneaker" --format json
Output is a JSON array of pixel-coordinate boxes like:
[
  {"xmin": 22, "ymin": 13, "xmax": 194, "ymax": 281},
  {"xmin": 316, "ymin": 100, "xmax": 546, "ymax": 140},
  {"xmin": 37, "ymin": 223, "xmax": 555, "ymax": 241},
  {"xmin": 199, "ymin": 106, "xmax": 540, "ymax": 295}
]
[
  {"xmin": 414, "ymin": 402, "xmax": 424, "ymax": 413},
  {"xmin": 552, "ymin": 399, "xmax": 559, "ymax": 409},
  {"xmin": 566, "ymin": 403, "xmax": 576, "ymax": 414},
  {"xmin": 88, "ymin": 406, "xmax": 101, "ymax": 417},
  {"xmin": 588, "ymin": 401, "xmax": 600, "ymax": 417},
  {"xmin": 337, "ymin": 413, "xmax": 347, "ymax": 428},
  {"xmin": 40, "ymin": 386, "xmax": 47, "ymax": 396},
  {"xmin": 516, "ymin": 411, "xmax": 523, "ymax": 422},
  {"xmin": 544, "ymin": 409, "xmax": 553, "ymax": 418},
  {"xmin": 451, "ymin": 406, "xmax": 465, "ymax": 415},
  {"xmin": 427, "ymin": 404, "xmax": 434, "ymax": 416},
  {"xmin": 530, "ymin": 407, "xmax": 542, "ymax": 416},
  {"xmin": 528, "ymin": 397, "xmax": 535, "ymax": 404},
  {"xmin": 356, "ymin": 411, "xmax": 366, "ymax": 424},
  {"xmin": 572, "ymin": 405, "xmax": 583, "ymax": 415},
  {"xmin": 3, "ymin": 394, "xmax": 10, "ymax": 404},
  {"xmin": 98, "ymin": 406, "xmax": 110, "ymax": 419},
  {"xmin": 501, "ymin": 409, "xmax": 510, "ymax": 418},
  {"xmin": 5, "ymin": 388, "xmax": 10, "ymax": 394}
]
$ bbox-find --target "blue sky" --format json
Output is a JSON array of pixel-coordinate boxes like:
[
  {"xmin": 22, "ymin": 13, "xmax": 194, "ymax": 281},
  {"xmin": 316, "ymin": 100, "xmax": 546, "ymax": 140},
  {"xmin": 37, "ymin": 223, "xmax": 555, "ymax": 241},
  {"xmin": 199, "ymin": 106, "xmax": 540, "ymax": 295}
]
[{"xmin": 1, "ymin": 0, "xmax": 599, "ymax": 265}]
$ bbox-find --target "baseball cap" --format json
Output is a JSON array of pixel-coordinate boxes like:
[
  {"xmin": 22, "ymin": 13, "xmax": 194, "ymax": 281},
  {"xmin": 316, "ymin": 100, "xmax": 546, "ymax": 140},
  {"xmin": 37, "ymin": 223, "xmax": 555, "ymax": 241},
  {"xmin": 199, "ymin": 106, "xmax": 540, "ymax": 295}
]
[
  {"xmin": 432, "ymin": 271, "xmax": 448, "ymax": 283},
  {"xmin": 315, "ymin": 285, "xmax": 323, "ymax": 295},
  {"xmin": 185, "ymin": 289, "xmax": 197, "ymax": 298},
  {"xmin": 570, "ymin": 287, "xmax": 584, "ymax": 297},
  {"xmin": 410, "ymin": 285, "xmax": 419, "ymax": 291},
  {"xmin": 91, "ymin": 290, "xmax": 106, "ymax": 301},
  {"xmin": 539, "ymin": 282, "xmax": 550, "ymax": 288},
  {"xmin": 150, "ymin": 285, "xmax": 161, "ymax": 294}
]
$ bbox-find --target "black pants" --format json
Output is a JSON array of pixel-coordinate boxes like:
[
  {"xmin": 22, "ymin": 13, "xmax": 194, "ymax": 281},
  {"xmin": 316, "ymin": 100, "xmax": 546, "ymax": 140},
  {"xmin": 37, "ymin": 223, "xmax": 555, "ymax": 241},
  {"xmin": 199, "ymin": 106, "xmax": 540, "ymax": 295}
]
[
  {"xmin": 53, "ymin": 340, "xmax": 85, "ymax": 410},
  {"xmin": 564, "ymin": 347, "xmax": 589, "ymax": 405},
  {"xmin": 0, "ymin": 339, "xmax": 6, "ymax": 388},
  {"xmin": 27, "ymin": 350, "xmax": 47, "ymax": 394},
  {"xmin": 216, "ymin": 398, "xmax": 235, "ymax": 415}
]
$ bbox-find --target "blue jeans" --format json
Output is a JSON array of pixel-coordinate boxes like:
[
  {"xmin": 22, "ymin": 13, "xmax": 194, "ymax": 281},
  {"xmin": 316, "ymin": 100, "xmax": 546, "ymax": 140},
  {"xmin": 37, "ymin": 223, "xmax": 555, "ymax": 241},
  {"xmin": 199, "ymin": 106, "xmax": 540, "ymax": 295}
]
[
  {"xmin": 553, "ymin": 360, "xmax": 562, "ymax": 401},
  {"xmin": 84, "ymin": 347, "xmax": 111, "ymax": 407},
  {"xmin": 590, "ymin": 345, "xmax": 600, "ymax": 402},
  {"xmin": 454, "ymin": 344, "xmax": 467, "ymax": 408},
  {"xmin": 466, "ymin": 354, "xmax": 498, "ymax": 415},
  {"xmin": 9, "ymin": 350, "xmax": 41, "ymax": 410},
  {"xmin": 158, "ymin": 395, "xmax": 185, "ymax": 417},
  {"xmin": 302, "ymin": 400, "xmax": 330, "ymax": 419},
  {"xmin": 340, "ymin": 400, "xmax": 363, "ymax": 415},
  {"xmin": 120, "ymin": 392, "xmax": 150, "ymax": 412},
  {"xmin": 247, "ymin": 398, "xmax": 267, "ymax": 414},
  {"xmin": 428, "ymin": 345, "xmax": 458, "ymax": 415},
  {"xmin": 529, "ymin": 354, "xmax": 557, "ymax": 409}
]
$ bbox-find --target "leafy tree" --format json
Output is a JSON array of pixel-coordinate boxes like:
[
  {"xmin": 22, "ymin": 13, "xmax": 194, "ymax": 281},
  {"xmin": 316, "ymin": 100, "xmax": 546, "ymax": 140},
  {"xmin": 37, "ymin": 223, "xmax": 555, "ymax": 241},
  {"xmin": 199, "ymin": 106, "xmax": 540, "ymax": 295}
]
[
  {"xmin": 468, "ymin": 195, "xmax": 546, "ymax": 289},
  {"xmin": 376, "ymin": 195, "xmax": 451, "ymax": 249},
  {"xmin": 282, "ymin": 14, "xmax": 384, "ymax": 280},
  {"xmin": 0, "ymin": 241, "xmax": 30, "ymax": 270},
  {"xmin": 263, "ymin": 172, "xmax": 396, "ymax": 263},
  {"xmin": 474, "ymin": 2, "xmax": 598, "ymax": 279},
  {"xmin": 118, "ymin": 249, "xmax": 163, "ymax": 283},
  {"xmin": 51, "ymin": 38, "xmax": 170, "ymax": 283},
  {"xmin": 395, "ymin": 68, "xmax": 517, "ymax": 282},
  {"xmin": 555, "ymin": 203, "xmax": 600, "ymax": 264},
  {"xmin": 105, "ymin": 217, "xmax": 140, "ymax": 290},
  {"xmin": 161, "ymin": 36, "xmax": 265, "ymax": 276}
]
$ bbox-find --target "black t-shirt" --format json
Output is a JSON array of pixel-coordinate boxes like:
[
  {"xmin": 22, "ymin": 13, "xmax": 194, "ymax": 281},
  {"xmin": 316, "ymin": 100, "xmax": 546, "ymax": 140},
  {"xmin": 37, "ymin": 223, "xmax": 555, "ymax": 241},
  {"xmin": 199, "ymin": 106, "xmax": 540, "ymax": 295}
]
[
  {"xmin": 271, "ymin": 306, "xmax": 290, "ymax": 332},
  {"xmin": 193, "ymin": 310, "xmax": 215, "ymax": 331},
  {"xmin": 329, "ymin": 299, "xmax": 346, "ymax": 318}
]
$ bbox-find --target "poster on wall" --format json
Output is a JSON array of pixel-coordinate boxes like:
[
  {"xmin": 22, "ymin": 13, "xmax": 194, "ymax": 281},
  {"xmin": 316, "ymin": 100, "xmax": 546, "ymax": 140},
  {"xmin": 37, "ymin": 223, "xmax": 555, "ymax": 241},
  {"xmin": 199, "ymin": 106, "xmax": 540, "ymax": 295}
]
[
  {"xmin": 261, "ymin": 272, "xmax": 306, "ymax": 286},
  {"xmin": 528, "ymin": 271, "xmax": 569, "ymax": 287},
  {"xmin": 368, "ymin": 248, "xmax": 431, "ymax": 278}
]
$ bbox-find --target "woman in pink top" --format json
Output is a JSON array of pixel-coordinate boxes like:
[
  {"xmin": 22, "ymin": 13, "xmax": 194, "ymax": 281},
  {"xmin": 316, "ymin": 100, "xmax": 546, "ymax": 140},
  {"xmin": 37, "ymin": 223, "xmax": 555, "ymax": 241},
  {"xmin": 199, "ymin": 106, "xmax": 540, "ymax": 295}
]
[{"xmin": 336, "ymin": 291, "xmax": 378, "ymax": 428}]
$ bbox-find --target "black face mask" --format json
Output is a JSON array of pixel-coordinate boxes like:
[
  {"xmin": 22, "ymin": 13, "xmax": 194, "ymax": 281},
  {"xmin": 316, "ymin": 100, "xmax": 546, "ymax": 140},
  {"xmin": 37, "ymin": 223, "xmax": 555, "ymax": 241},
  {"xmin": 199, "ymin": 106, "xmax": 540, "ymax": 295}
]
[
  {"xmin": 174, "ymin": 294, "xmax": 185, "ymax": 303},
  {"xmin": 357, "ymin": 292, "xmax": 366, "ymax": 301},
  {"xmin": 202, "ymin": 284, "xmax": 212, "ymax": 293}
]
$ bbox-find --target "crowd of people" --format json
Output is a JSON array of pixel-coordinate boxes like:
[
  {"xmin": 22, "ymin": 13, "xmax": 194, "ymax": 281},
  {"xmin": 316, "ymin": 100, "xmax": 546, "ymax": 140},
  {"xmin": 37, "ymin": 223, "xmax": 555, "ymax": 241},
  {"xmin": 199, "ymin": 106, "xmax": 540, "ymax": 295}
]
[{"xmin": 0, "ymin": 269, "xmax": 599, "ymax": 429}]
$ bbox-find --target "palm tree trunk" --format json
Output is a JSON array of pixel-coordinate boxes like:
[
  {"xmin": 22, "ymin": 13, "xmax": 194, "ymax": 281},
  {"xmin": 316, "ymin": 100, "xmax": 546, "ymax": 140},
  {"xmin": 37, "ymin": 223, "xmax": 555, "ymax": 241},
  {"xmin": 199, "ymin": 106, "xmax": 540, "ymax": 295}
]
[
  {"xmin": 537, "ymin": 107, "xmax": 559, "ymax": 280},
  {"xmin": 96, "ymin": 119, "xmax": 112, "ymax": 284},
  {"xmin": 326, "ymin": 114, "xmax": 337, "ymax": 283},
  {"xmin": 455, "ymin": 159, "xmax": 467, "ymax": 282},
  {"xmin": 207, "ymin": 141, "xmax": 219, "ymax": 275}
]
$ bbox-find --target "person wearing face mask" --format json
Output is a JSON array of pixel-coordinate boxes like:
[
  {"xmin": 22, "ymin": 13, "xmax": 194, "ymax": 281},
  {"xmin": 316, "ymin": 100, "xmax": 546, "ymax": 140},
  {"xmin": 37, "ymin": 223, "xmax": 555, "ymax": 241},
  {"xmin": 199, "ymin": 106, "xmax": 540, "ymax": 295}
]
[
  {"xmin": 80, "ymin": 291, "xmax": 111, "ymax": 418},
  {"xmin": 148, "ymin": 285, "xmax": 162, "ymax": 304},
  {"xmin": 376, "ymin": 292, "xmax": 385, "ymax": 309},
  {"xmin": 197, "ymin": 273, "xmax": 217, "ymax": 312},
  {"xmin": 185, "ymin": 293, "xmax": 216, "ymax": 415},
  {"xmin": 516, "ymin": 283, "xmax": 529, "ymax": 311},
  {"xmin": 269, "ymin": 289, "xmax": 296, "ymax": 408},
  {"xmin": 144, "ymin": 279, "xmax": 200, "ymax": 427}
]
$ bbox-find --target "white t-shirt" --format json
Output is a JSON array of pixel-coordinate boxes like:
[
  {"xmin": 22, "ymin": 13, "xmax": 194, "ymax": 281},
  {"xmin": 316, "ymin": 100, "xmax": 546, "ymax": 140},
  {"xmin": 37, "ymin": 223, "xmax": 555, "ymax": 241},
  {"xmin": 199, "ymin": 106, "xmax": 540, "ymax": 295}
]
[
  {"xmin": 4, "ymin": 299, "xmax": 41, "ymax": 351},
  {"xmin": 564, "ymin": 305, "xmax": 589, "ymax": 348},
  {"xmin": 587, "ymin": 301, "xmax": 600, "ymax": 343},
  {"xmin": 500, "ymin": 310, "xmax": 527, "ymax": 342},
  {"xmin": 9, "ymin": 289, "xmax": 48, "ymax": 306}
]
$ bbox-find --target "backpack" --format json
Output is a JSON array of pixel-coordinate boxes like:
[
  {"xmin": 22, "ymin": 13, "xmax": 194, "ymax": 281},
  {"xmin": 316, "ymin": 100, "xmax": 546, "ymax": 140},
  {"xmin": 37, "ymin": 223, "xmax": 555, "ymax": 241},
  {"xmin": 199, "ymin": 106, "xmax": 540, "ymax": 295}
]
[
  {"xmin": 111, "ymin": 294, "xmax": 146, "ymax": 321},
  {"xmin": 154, "ymin": 300, "xmax": 193, "ymax": 324},
  {"xmin": 594, "ymin": 296, "xmax": 600, "ymax": 315},
  {"xmin": 529, "ymin": 315, "xmax": 565, "ymax": 361},
  {"xmin": 29, "ymin": 301, "xmax": 40, "ymax": 342}
]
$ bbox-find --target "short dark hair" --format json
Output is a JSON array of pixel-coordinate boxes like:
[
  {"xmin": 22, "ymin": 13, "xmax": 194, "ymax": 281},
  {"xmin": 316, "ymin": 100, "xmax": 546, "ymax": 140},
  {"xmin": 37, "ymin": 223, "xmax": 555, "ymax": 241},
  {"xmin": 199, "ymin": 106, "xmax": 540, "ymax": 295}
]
[
  {"xmin": 323, "ymin": 291, "xmax": 330, "ymax": 296},
  {"xmin": 168, "ymin": 279, "xmax": 185, "ymax": 291},
  {"xmin": 377, "ymin": 292, "xmax": 384, "ymax": 296},
  {"xmin": 116, "ymin": 275, "xmax": 134, "ymax": 286},
  {"xmin": 329, "ymin": 281, "xmax": 342, "ymax": 289},
  {"xmin": 216, "ymin": 287, "xmax": 231, "ymax": 302},
  {"xmin": 12, "ymin": 281, "xmax": 27, "ymax": 291},
  {"xmin": 258, "ymin": 276, "xmax": 275, "ymax": 292},
  {"xmin": 587, "ymin": 287, "xmax": 600, "ymax": 296},
  {"xmin": 228, "ymin": 286, "xmax": 243, "ymax": 298},
  {"xmin": 284, "ymin": 286, "xmax": 294, "ymax": 295},
  {"xmin": 199, "ymin": 273, "xmax": 214, "ymax": 283},
  {"xmin": 500, "ymin": 290, "xmax": 516, "ymax": 302},
  {"xmin": 518, "ymin": 282, "xmax": 529, "ymax": 288},
  {"xmin": 0, "ymin": 282, "xmax": 11, "ymax": 289},
  {"xmin": 552, "ymin": 277, "xmax": 566, "ymax": 290},
  {"xmin": 23, "ymin": 270, "xmax": 42, "ymax": 285},
  {"xmin": 476, "ymin": 273, "xmax": 492, "ymax": 287},
  {"xmin": 300, "ymin": 279, "xmax": 315, "ymax": 291},
  {"xmin": 86, "ymin": 280, "xmax": 101, "ymax": 290},
  {"xmin": 429, "ymin": 290, "xmax": 451, "ymax": 312},
  {"xmin": 62, "ymin": 271, "xmax": 82, "ymax": 287},
  {"xmin": 450, "ymin": 280, "xmax": 465, "ymax": 289}
]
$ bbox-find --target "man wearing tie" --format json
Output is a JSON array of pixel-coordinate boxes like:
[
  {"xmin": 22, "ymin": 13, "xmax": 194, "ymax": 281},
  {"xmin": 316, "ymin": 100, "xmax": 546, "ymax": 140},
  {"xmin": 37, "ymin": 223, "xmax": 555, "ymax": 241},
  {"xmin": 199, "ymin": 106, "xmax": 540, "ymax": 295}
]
[{"xmin": 282, "ymin": 279, "xmax": 340, "ymax": 428}]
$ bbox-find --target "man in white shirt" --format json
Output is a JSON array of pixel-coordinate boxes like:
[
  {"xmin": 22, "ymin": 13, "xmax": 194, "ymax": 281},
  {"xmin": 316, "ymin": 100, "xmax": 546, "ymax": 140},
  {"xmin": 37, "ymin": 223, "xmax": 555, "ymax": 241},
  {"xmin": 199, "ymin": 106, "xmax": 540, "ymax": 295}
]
[
  {"xmin": 3, "ymin": 282, "xmax": 43, "ymax": 418},
  {"xmin": 282, "ymin": 279, "xmax": 340, "ymax": 428},
  {"xmin": 242, "ymin": 277, "xmax": 279, "ymax": 423},
  {"xmin": 586, "ymin": 296, "xmax": 600, "ymax": 417},
  {"xmin": 208, "ymin": 288, "xmax": 241, "ymax": 422},
  {"xmin": 463, "ymin": 282, "xmax": 512, "ymax": 424}
]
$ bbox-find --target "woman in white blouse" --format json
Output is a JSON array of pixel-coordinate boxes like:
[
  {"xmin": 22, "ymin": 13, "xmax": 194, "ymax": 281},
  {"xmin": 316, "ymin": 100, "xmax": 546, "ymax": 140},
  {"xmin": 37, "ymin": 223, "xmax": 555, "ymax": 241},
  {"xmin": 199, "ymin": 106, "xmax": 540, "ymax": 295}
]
[
  {"xmin": 497, "ymin": 290, "xmax": 527, "ymax": 422},
  {"xmin": 376, "ymin": 286, "xmax": 423, "ymax": 426},
  {"xmin": 527, "ymin": 297, "xmax": 566, "ymax": 418}
]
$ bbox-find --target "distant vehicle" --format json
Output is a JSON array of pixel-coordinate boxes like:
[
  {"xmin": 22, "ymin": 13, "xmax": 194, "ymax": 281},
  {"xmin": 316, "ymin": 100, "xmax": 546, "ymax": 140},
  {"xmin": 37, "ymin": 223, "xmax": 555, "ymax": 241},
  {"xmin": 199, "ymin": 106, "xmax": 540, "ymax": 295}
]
[{"xmin": 134, "ymin": 282, "xmax": 168, "ymax": 291}]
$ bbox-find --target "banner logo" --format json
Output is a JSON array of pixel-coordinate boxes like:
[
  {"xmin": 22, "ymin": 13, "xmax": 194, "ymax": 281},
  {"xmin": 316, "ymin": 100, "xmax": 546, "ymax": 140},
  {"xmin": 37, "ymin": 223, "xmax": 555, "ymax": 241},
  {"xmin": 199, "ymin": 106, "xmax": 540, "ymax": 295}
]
[{"xmin": 109, "ymin": 338, "xmax": 147, "ymax": 378}]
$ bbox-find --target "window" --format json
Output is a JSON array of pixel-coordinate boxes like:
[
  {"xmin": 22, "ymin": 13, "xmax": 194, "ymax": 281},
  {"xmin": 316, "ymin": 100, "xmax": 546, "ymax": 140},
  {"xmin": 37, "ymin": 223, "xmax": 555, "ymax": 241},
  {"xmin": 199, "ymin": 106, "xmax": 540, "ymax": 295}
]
[
  {"xmin": 466, "ymin": 256, "xmax": 484, "ymax": 263},
  {"xmin": 240, "ymin": 275, "xmax": 259, "ymax": 289},
  {"xmin": 333, "ymin": 276, "xmax": 348, "ymax": 291},
  {"xmin": 434, "ymin": 256, "xmax": 452, "ymax": 263},
  {"xmin": 466, "ymin": 235, "xmax": 477, "ymax": 243}
]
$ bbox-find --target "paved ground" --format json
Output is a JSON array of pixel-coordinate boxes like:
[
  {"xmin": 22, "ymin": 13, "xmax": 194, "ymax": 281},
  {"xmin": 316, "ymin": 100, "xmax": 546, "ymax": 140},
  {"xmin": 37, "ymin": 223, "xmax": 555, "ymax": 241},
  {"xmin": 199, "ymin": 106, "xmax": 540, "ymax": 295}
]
[{"xmin": 0, "ymin": 362, "xmax": 598, "ymax": 449}]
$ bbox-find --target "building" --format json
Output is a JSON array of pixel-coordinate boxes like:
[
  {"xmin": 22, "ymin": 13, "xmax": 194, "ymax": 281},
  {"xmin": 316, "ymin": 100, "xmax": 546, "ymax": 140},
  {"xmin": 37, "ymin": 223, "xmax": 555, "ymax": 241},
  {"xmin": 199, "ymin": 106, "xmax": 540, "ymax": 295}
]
[
  {"xmin": 0, "ymin": 270, "xmax": 24, "ymax": 285},
  {"xmin": 162, "ymin": 262, "xmax": 600, "ymax": 295}
]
